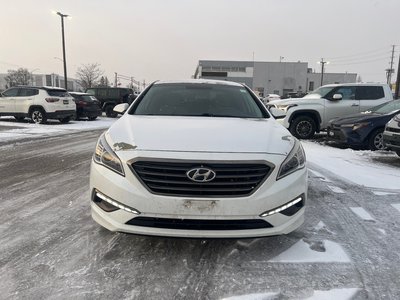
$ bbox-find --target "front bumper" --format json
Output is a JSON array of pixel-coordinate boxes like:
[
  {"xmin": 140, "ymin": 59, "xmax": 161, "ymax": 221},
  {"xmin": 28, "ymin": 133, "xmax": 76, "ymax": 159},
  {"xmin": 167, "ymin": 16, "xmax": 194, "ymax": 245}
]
[
  {"xmin": 327, "ymin": 126, "xmax": 368, "ymax": 147},
  {"xmin": 383, "ymin": 131, "xmax": 400, "ymax": 151},
  {"xmin": 89, "ymin": 151, "xmax": 307, "ymax": 238},
  {"xmin": 47, "ymin": 110, "xmax": 76, "ymax": 119}
]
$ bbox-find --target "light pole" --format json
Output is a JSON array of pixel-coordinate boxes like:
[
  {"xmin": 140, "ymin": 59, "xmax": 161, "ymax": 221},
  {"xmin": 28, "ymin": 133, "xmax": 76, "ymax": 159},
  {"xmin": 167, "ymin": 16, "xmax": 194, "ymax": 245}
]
[
  {"xmin": 30, "ymin": 68, "xmax": 39, "ymax": 85},
  {"xmin": 53, "ymin": 11, "xmax": 70, "ymax": 91}
]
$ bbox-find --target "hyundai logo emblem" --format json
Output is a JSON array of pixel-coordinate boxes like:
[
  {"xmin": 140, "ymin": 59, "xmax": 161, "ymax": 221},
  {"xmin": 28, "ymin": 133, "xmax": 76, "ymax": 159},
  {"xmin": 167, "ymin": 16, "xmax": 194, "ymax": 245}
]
[{"xmin": 186, "ymin": 167, "xmax": 216, "ymax": 182}]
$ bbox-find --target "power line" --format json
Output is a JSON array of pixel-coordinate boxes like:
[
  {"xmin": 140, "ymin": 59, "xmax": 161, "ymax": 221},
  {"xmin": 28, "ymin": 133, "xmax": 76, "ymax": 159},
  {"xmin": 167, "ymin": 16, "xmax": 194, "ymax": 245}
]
[
  {"xmin": 328, "ymin": 50, "xmax": 391, "ymax": 63},
  {"xmin": 326, "ymin": 46, "xmax": 391, "ymax": 60},
  {"xmin": 329, "ymin": 56, "xmax": 390, "ymax": 66}
]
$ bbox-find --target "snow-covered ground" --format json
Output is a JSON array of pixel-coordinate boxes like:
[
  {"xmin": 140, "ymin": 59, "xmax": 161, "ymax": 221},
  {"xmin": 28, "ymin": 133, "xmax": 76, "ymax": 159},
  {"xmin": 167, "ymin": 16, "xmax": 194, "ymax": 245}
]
[
  {"xmin": 303, "ymin": 141, "xmax": 400, "ymax": 191},
  {"xmin": 0, "ymin": 116, "xmax": 115, "ymax": 143}
]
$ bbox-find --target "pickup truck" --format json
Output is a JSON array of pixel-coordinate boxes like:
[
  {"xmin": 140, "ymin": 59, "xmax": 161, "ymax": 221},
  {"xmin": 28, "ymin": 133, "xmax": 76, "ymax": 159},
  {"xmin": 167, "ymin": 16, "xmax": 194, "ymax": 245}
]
[{"xmin": 268, "ymin": 83, "xmax": 393, "ymax": 139}]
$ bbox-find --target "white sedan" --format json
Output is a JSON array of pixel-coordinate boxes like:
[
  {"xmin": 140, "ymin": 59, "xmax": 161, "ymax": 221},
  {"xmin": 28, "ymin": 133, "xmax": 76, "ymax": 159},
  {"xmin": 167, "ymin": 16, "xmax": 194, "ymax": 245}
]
[{"xmin": 89, "ymin": 79, "xmax": 307, "ymax": 238}]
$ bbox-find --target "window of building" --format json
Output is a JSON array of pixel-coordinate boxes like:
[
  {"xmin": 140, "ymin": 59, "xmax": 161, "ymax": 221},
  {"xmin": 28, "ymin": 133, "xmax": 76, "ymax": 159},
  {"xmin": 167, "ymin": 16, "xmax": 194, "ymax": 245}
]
[{"xmin": 309, "ymin": 81, "xmax": 314, "ymax": 91}]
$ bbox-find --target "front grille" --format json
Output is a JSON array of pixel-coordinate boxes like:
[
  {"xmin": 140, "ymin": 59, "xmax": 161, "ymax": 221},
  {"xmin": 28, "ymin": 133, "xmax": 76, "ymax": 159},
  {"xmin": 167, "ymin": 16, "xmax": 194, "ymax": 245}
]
[
  {"xmin": 126, "ymin": 217, "xmax": 273, "ymax": 230},
  {"xmin": 131, "ymin": 161, "xmax": 272, "ymax": 197},
  {"xmin": 386, "ymin": 127, "xmax": 400, "ymax": 133}
]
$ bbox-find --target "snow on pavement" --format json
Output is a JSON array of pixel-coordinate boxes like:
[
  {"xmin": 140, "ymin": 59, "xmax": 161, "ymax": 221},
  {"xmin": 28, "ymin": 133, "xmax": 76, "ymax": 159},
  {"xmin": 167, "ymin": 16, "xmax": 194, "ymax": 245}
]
[
  {"xmin": 303, "ymin": 141, "xmax": 400, "ymax": 191},
  {"xmin": 222, "ymin": 288, "xmax": 360, "ymax": 300},
  {"xmin": 269, "ymin": 239, "xmax": 351, "ymax": 263},
  {"xmin": 0, "ymin": 116, "xmax": 115, "ymax": 143},
  {"xmin": 350, "ymin": 207, "xmax": 375, "ymax": 221}
]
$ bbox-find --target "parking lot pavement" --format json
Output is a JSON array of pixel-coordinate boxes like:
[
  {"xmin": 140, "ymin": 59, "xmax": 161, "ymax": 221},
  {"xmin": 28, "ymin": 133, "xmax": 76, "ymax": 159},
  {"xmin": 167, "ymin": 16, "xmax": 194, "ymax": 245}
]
[
  {"xmin": 0, "ymin": 116, "xmax": 116, "ymax": 146},
  {"xmin": 1, "ymin": 132, "xmax": 400, "ymax": 299}
]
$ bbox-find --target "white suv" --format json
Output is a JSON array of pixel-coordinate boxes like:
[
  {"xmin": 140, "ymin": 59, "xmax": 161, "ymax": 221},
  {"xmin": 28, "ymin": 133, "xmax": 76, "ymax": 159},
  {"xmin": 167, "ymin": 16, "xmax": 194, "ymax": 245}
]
[
  {"xmin": 0, "ymin": 86, "xmax": 76, "ymax": 124},
  {"xmin": 269, "ymin": 83, "xmax": 393, "ymax": 139},
  {"xmin": 90, "ymin": 79, "xmax": 307, "ymax": 238}
]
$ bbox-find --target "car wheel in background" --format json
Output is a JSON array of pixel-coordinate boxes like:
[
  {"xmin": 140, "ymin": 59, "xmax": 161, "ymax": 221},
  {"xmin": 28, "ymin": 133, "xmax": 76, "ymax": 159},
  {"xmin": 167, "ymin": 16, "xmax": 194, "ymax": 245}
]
[
  {"xmin": 368, "ymin": 128, "xmax": 386, "ymax": 151},
  {"xmin": 88, "ymin": 116, "xmax": 97, "ymax": 121},
  {"xmin": 105, "ymin": 105, "xmax": 117, "ymax": 118},
  {"xmin": 289, "ymin": 116, "xmax": 316, "ymax": 139},
  {"xmin": 59, "ymin": 117, "xmax": 71, "ymax": 124},
  {"xmin": 30, "ymin": 108, "xmax": 47, "ymax": 124}
]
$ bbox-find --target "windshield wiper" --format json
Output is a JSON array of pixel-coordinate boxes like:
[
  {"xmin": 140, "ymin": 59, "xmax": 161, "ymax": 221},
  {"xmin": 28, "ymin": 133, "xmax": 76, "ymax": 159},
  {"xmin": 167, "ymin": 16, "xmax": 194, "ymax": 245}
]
[{"xmin": 199, "ymin": 113, "xmax": 241, "ymax": 118}]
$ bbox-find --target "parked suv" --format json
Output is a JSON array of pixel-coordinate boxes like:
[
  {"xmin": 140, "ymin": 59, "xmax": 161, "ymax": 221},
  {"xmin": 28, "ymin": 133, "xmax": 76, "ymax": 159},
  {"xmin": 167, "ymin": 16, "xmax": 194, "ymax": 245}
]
[
  {"xmin": 0, "ymin": 86, "xmax": 75, "ymax": 124},
  {"xmin": 85, "ymin": 87, "xmax": 133, "ymax": 117},
  {"xmin": 69, "ymin": 92, "xmax": 102, "ymax": 120},
  {"xmin": 268, "ymin": 83, "xmax": 393, "ymax": 139},
  {"xmin": 383, "ymin": 113, "xmax": 400, "ymax": 157}
]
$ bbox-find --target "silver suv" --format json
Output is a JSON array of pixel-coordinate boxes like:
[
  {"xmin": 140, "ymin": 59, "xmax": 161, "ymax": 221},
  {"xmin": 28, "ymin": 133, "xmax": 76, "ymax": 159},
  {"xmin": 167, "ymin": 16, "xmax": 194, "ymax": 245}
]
[
  {"xmin": 269, "ymin": 83, "xmax": 393, "ymax": 139},
  {"xmin": 0, "ymin": 86, "xmax": 76, "ymax": 124}
]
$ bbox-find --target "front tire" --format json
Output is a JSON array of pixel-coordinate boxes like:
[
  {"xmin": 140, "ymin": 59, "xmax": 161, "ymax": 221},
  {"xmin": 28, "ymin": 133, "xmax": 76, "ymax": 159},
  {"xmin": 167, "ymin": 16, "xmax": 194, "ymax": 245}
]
[
  {"xmin": 105, "ymin": 105, "xmax": 117, "ymax": 118},
  {"xmin": 289, "ymin": 116, "xmax": 316, "ymax": 139},
  {"xmin": 30, "ymin": 108, "xmax": 47, "ymax": 124},
  {"xmin": 368, "ymin": 128, "xmax": 385, "ymax": 151}
]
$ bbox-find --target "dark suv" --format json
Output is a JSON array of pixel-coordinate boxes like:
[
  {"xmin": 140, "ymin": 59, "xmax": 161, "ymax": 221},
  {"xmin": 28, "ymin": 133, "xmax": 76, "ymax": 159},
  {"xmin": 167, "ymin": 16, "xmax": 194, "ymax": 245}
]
[{"xmin": 85, "ymin": 87, "xmax": 133, "ymax": 117}]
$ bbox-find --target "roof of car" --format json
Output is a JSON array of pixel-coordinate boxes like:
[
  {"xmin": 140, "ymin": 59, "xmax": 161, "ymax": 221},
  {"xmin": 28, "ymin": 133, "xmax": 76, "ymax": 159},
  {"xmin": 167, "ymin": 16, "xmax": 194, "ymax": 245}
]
[
  {"xmin": 69, "ymin": 92, "xmax": 89, "ymax": 95},
  {"xmin": 321, "ymin": 83, "xmax": 388, "ymax": 87},
  {"xmin": 13, "ymin": 86, "xmax": 68, "ymax": 91},
  {"xmin": 154, "ymin": 79, "xmax": 244, "ymax": 87}
]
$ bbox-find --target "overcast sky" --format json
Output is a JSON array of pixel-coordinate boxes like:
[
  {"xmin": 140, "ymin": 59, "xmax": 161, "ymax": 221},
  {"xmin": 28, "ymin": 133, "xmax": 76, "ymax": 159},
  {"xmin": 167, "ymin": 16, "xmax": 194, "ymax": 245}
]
[{"xmin": 0, "ymin": 0, "xmax": 399, "ymax": 86}]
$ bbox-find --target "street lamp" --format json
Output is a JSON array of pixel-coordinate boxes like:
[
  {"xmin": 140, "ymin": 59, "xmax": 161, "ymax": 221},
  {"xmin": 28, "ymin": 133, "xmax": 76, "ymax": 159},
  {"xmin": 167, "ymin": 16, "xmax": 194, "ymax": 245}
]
[{"xmin": 53, "ymin": 11, "xmax": 70, "ymax": 91}]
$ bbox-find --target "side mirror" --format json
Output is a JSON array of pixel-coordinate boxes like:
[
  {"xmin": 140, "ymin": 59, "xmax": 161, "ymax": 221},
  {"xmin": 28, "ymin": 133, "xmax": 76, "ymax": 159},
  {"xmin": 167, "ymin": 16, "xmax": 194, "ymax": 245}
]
[
  {"xmin": 113, "ymin": 103, "xmax": 129, "ymax": 114},
  {"xmin": 269, "ymin": 107, "xmax": 286, "ymax": 119},
  {"xmin": 332, "ymin": 94, "xmax": 342, "ymax": 100}
]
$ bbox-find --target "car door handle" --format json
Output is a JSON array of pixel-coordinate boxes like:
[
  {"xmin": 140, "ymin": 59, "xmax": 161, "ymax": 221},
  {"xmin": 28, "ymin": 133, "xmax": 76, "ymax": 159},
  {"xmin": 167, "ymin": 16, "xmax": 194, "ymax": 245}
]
[{"xmin": 351, "ymin": 103, "xmax": 359, "ymax": 107}]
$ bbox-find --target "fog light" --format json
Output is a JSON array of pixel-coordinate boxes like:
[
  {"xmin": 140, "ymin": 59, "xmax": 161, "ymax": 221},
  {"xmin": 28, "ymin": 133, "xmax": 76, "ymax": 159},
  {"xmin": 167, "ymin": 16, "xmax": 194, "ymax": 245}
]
[
  {"xmin": 93, "ymin": 190, "xmax": 140, "ymax": 215},
  {"xmin": 260, "ymin": 196, "xmax": 304, "ymax": 217}
]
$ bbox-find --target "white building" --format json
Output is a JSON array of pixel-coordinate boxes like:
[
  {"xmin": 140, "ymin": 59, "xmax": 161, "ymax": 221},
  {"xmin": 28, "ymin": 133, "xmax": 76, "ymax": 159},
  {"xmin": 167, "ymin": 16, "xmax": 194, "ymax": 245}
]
[
  {"xmin": 0, "ymin": 73, "xmax": 82, "ymax": 92},
  {"xmin": 194, "ymin": 60, "xmax": 357, "ymax": 97}
]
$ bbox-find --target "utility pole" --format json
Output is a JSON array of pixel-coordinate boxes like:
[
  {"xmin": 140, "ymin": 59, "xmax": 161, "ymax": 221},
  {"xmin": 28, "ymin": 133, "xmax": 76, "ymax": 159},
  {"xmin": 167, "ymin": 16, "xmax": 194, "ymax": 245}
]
[
  {"xmin": 279, "ymin": 56, "xmax": 284, "ymax": 63},
  {"xmin": 395, "ymin": 54, "xmax": 400, "ymax": 99},
  {"xmin": 55, "ymin": 12, "xmax": 70, "ymax": 91},
  {"xmin": 387, "ymin": 45, "xmax": 396, "ymax": 85},
  {"xmin": 319, "ymin": 58, "xmax": 328, "ymax": 86},
  {"xmin": 114, "ymin": 72, "xmax": 118, "ymax": 87}
]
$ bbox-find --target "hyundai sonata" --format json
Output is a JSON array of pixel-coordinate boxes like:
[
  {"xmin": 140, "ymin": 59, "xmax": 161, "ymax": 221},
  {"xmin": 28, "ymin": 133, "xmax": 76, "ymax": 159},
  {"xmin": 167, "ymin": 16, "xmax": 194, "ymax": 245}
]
[{"xmin": 90, "ymin": 79, "xmax": 307, "ymax": 238}]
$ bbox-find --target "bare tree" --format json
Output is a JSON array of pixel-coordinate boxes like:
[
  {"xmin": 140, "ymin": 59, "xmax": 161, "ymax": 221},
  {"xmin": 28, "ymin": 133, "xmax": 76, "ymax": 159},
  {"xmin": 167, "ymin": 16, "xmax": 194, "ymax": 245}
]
[
  {"xmin": 5, "ymin": 68, "xmax": 31, "ymax": 88},
  {"xmin": 75, "ymin": 63, "xmax": 104, "ymax": 90}
]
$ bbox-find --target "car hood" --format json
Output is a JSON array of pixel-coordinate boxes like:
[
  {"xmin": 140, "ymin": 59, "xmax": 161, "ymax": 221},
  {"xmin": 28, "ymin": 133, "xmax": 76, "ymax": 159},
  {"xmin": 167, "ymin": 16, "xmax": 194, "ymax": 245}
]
[
  {"xmin": 330, "ymin": 112, "xmax": 389, "ymax": 125},
  {"xmin": 269, "ymin": 96, "xmax": 321, "ymax": 106},
  {"xmin": 107, "ymin": 115, "xmax": 296, "ymax": 155}
]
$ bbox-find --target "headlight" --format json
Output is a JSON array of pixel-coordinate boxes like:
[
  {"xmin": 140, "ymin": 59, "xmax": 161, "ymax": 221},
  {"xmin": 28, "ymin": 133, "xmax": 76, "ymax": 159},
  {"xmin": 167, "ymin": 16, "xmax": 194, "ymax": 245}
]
[
  {"xmin": 277, "ymin": 104, "xmax": 297, "ymax": 112},
  {"xmin": 394, "ymin": 114, "xmax": 400, "ymax": 122},
  {"xmin": 94, "ymin": 133, "xmax": 125, "ymax": 176},
  {"xmin": 277, "ymin": 140, "xmax": 306, "ymax": 180},
  {"xmin": 341, "ymin": 122, "xmax": 370, "ymax": 131}
]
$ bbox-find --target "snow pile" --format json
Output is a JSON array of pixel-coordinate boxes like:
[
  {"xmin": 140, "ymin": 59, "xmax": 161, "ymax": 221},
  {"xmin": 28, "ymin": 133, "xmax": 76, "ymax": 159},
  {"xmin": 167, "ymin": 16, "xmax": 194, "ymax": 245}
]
[{"xmin": 303, "ymin": 141, "xmax": 400, "ymax": 190}]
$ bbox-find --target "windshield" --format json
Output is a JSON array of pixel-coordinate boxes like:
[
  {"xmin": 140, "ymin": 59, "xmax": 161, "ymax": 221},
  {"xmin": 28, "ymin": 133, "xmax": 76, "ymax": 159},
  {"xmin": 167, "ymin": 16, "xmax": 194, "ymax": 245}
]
[
  {"xmin": 131, "ymin": 83, "xmax": 267, "ymax": 118},
  {"xmin": 307, "ymin": 86, "xmax": 335, "ymax": 97},
  {"xmin": 364, "ymin": 100, "xmax": 400, "ymax": 114},
  {"xmin": 47, "ymin": 89, "xmax": 70, "ymax": 97}
]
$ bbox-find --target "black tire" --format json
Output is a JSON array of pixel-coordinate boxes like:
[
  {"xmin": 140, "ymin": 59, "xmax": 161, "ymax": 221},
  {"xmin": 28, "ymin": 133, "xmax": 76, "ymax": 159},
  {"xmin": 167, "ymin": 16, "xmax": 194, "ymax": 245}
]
[
  {"xmin": 14, "ymin": 116, "xmax": 25, "ymax": 122},
  {"xmin": 30, "ymin": 108, "xmax": 47, "ymax": 124},
  {"xmin": 59, "ymin": 117, "xmax": 71, "ymax": 124},
  {"xmin": 105, "ymin": 105, "xmax": 117, "ymax": 118},
  {"xmin": 289, "ymin": 116, "xmax": 316, "ymax": 139},
  {"xmin": 396, "ymin": 151, "xmax": 400, "ymax": 157},
  {"xmin": 368, "ymin": 128, "xmax": 386, "ymax": 151},
  {"xmin": 88, "ymin": 116, "xmax": 97, "ymax": 121}
]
